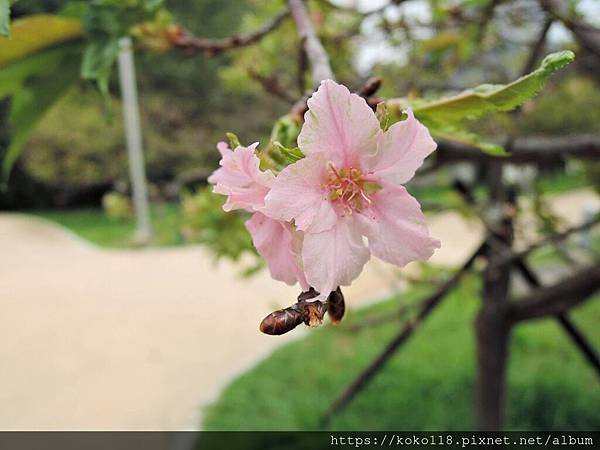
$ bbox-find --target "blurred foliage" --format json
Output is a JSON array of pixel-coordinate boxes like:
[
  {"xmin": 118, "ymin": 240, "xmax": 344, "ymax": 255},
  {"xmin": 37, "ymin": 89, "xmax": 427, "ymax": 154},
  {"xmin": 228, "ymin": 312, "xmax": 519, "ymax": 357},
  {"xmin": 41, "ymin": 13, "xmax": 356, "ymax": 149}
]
[
  {"xmin": 101, "ymin": 190, "xmax": 132, "ymax": 221},
  {"xmin": 219, "ymin": 0, "xmax": 358, "ymax": 97},
  {"xmin": 0, "ymin": 0, "xmax": 10, "ymax": 37},
  {"xmin": 180, "ymin": 187, "xmax": 259, "ymax": 267},
  {"xmin": 0, "ymin": 40, "xmax": 83, "ymax": 184},
  {"xmin": 80, "ymin": 0, "xmax": 170, "ymax": 95},
  {"xmin": 20, "ymin": 87, "xmax": 221, "ymax": 189},
  {"xmin": 0, "ymin": 14, "xmax": 81, "ymax": 65}
]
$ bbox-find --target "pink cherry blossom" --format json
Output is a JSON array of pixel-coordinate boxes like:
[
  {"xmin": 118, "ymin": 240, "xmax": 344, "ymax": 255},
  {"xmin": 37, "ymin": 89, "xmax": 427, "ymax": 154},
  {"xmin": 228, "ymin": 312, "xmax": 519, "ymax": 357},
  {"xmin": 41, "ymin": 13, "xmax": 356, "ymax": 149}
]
[
  {"xmin": 246, "ymin": 212, "xmax": 309, "ymax": 291},
  {"xmin": 207, "ymin": 142, "xmax": 307, "ymax": 289},
  {"xmin": 207, "ymin": 141, "xmax": 274, "ymax": 213},
  {"xmin": 264, "ymin": 79, "xmax": 440, "ymax": 298}
]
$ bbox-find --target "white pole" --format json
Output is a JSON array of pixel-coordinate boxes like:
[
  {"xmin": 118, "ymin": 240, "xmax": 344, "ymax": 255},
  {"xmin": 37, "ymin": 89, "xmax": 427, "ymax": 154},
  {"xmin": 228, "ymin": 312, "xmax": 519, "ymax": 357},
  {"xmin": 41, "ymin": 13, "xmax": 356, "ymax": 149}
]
[{"xmin": 118, "ymin": 36, "xmax": 153, "ymax": 243}]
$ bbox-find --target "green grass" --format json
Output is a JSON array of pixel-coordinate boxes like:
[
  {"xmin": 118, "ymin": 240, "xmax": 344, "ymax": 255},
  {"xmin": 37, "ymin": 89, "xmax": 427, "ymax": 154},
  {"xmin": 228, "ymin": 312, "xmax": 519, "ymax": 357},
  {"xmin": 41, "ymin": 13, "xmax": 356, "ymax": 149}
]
[
  {"xmin": 32, "ymin": 202, "xmax": 184, "ymax": 247},
  {"xmin": 202, "ymin": 279, "xmax": 600, "ymax": 431}
]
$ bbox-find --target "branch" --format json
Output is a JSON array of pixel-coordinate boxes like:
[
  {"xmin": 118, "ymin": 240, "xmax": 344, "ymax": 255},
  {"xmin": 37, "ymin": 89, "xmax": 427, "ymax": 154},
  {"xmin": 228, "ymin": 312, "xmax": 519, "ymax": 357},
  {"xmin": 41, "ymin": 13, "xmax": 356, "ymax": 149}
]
[
  {"xmin": 170, "ymin": 9, "xmax": 289, "ymax": 56},
  {"xmin": 320, "ymin": 241, "xmax": 485, "ymax": 426},
  {"xmin": 521, "ymin": 17, "xmax": 553, "ymax": 75},
  {"xmin": 288, "ymin": 0, "xmax": 334, "ymax": 84},
  {"xmin": 509, "ymin": 264, "xmax": 600, "ymax": 322},
  {"xmin": 436, "ymin": 135, "xmax": 600, "ymax": 164},
  {"xmin": 493, "ymin": 214, "xmax": 600, "ymax": 270},
  {"xmin": 247, "ymin": 68, "xmax": 297, "ymax": 104},
  {"xmin": 540, "ymin": 0, "xmax": 600, "ymax": 60}
]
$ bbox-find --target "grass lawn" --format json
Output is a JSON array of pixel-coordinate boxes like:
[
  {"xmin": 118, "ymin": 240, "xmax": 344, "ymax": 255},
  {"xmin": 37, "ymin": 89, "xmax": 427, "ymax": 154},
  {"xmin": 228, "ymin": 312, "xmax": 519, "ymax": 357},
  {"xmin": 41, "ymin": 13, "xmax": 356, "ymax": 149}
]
[
  {"xmin": 202, "ymin": 278, "xmax": 600, "ymax": 430},
  {"xmin": 32, "ymin": 202, "xmax": 184, "ymax": 247}
]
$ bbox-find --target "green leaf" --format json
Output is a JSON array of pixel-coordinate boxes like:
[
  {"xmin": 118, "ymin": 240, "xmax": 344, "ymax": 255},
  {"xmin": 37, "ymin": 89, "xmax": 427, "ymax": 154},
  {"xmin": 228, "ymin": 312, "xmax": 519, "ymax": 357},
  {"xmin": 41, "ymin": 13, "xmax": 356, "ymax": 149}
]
[
  {"xmin": 273, "ymin": 141, "xmax": 305, "ymax": 163},
  {"xmin": 375, "ymin": 102, "xmax": 390, "ymax": 131},
  {"xmin": 1, "ymin": 43, "xmax": 82, "ymax": 185},
  {"xmin": 81, "ymin": 36, "xmax": 119, "ymax": 95},
  {"xmin": 226, "ymin": 132, "xmax": 241, "ymax": 149},
  {"xmin": 0, "ymin": 0, "xmax": 10, "ymax": 37},
  {"xmin": 409, "ymin": 50, "xmax": 576, "ymax": 123},
  {"xmin": 427, "ymin": 123, "xmax": 509, "ymax": 156},
  {"xmin": 0, "ymin": 14, "xmax": 82, "ymax": 66}
]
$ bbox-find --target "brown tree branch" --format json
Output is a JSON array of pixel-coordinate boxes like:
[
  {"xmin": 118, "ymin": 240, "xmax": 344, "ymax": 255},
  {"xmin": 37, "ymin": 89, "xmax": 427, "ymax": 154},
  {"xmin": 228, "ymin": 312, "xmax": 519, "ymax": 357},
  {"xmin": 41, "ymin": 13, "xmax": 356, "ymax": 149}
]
[
  {"xmin": 436, "ymin": 135, "xmax": 600, "ymax": 164},
  {"xmin": 510, "ymin": 264, "xmax": 600, "ymax": 322},
  {"xmin": 288, "ymin": 0, "xmax": 334, "ymax": 84},
  {"xmin": 170, "ymin": 9, "xmax": 289, "ymax": 56}
]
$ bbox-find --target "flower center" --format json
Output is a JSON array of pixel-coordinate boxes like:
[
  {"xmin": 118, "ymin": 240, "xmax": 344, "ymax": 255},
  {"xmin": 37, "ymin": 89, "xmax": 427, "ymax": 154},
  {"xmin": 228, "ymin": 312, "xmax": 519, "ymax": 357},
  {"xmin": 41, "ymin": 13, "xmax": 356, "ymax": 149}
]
[{"xmin": 324, "ymin": 164, "xmax": 379, "ymax": 214}]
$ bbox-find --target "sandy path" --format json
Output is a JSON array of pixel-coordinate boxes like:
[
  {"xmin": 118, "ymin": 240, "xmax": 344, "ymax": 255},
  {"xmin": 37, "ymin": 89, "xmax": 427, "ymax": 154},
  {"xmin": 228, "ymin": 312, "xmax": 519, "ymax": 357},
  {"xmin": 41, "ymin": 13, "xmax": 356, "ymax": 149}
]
[{"xmin": 0, "ymin": 189, "xmax": 597, "ymax": 430}]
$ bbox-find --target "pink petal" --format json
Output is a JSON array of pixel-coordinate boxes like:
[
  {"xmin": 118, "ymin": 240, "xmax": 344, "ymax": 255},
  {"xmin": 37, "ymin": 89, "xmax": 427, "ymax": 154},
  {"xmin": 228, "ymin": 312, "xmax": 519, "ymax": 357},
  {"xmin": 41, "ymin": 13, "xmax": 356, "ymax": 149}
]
[
  {"xmin": 356, "ymin": 181, "xmax": 440, "ymax": 267},
  {"xmin": 363, "ymin": 109, "xmax": 436, "ymax": 185},
  {"xmin": 298, "ymin": 79, "xmax": 381, "ymax": 167},
  {"xmin": 208, "ymin": 142, "xmax": 275, "ymax": 212},
  {"xmin": 263, "ymin": 154, "xmax": 337, "ymax": 233},
  {"xmin": 302, "ymin": 217, "xmax": 370, "ymax": 298},
  {"xmin": 246, "ymin": 212, "xmax": 309, "ymax": 290}
]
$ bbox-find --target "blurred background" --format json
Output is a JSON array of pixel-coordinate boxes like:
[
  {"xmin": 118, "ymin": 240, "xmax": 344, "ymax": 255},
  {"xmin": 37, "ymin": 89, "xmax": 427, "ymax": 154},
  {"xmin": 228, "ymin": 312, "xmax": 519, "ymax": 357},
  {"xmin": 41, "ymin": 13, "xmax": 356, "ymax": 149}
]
[{"xmin": 0, "ymin": 0, "xmax": 599, "ymax": 432}]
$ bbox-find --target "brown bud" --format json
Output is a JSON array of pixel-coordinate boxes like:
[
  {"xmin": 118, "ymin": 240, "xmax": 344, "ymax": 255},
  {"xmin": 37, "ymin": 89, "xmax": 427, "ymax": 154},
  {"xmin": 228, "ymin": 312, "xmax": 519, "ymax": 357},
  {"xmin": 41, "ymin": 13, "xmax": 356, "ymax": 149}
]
[
  {"xmin": 327, "ymin": 287, "xmax": 345, "ymax": 324},
  {"xmin": 259, "ymin": 306, "xmax": 303, "ymax": 335}
]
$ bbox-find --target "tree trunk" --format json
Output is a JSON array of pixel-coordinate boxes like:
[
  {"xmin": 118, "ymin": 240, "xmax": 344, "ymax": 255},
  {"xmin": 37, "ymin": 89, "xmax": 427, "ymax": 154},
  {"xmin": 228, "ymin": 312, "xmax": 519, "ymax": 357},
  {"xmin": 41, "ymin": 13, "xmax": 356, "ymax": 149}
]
[{"xmin": 475, "ymin": 161, "xmax": 513, "ymax": 430}]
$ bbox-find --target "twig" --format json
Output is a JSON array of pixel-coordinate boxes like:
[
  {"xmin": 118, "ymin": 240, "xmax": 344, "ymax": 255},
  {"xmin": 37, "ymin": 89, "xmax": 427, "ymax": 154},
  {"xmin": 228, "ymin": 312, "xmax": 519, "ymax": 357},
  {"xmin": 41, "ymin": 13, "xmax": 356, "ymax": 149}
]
[
  {"xmin": 521, "ymin": 17, "xmax": 553, "ymax": 75},
  {"xmin": 492, "ymin": 214, "xmax": 600, "ymax": 270},
  {"xmin": 320, "ymin": 242, "xmax": 485, "ymax": 426},
  {"xmin": 288, "ymin": 0, "xmax": 334, "ymax": 84},
  {"xmin": 540, "ymin": 0, "xmax": 600, "ymax": 59},
  {"xmin": 171, "ymin": 9, "xmax": 289, "ymax": 56},
  {"xmin": 247, "ymin": 68, "xmax": 297, "ymax": 104}
]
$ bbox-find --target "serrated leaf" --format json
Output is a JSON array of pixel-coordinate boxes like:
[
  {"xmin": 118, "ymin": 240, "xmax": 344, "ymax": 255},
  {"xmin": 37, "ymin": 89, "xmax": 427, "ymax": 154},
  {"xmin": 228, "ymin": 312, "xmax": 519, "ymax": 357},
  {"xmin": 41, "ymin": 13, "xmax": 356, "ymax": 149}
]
[
  {"xmin": 411, "ymin": 50, "xmax": 575, "ymax": 123},
  {"xmin": 0, "ymin": 15, "xmax": 82, "ymax": 66},
  {"xmin": 0, "ymin": 0, "xmax": 10, "ymax": 37}
]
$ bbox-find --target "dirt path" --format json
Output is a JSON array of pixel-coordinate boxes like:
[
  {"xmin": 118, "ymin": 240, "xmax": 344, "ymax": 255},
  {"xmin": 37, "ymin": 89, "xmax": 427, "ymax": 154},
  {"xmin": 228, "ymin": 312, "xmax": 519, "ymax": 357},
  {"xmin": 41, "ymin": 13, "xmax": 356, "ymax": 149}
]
[{"xmin": 0, "ymin": 189, "xmax": 597, "ymax": 430}]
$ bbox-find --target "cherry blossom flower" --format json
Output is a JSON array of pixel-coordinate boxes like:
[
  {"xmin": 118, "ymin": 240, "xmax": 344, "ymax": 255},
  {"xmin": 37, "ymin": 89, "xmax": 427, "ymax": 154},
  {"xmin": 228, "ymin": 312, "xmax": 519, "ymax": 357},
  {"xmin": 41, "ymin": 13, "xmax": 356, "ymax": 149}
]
[
  {"xmin": 207, "ymin": 141, "xmax": 274, "ymax": 213},
  {"xmin": 207, "ymin": 142, "xmax": 308, "ymax": 290},
  {"xmin": 264, "ymin": 79, "xmax": 440, "ymax": 299}
]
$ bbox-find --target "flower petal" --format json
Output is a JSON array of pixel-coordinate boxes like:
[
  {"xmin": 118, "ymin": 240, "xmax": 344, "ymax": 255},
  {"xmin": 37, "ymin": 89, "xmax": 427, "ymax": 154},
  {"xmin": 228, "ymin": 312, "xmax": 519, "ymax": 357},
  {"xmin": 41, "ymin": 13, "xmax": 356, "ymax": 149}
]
[
  {"xmin": 298, "ymin": 79, "xmax": 381, "ymax": 167},
  {"xmin": 363, "ymin": 109, "xmax": 436, "ymax": 185},
  {"xmin": 263, "ymin": 154, "xmax": 337, "ymax": 233},
  {"xmin": 356, "ymin": 182, "xmax": 440, "ymax": 267},
  {"xmin": 302, "ymin": 217, "xmax": 370, "ymax": 298},
  {"xmin": 246, "ymin": 212, "xmax": 309, "ymax": 290},
  {"xmin": 208, "ymin": 142, "xmax": 275, "ymax": 212}
]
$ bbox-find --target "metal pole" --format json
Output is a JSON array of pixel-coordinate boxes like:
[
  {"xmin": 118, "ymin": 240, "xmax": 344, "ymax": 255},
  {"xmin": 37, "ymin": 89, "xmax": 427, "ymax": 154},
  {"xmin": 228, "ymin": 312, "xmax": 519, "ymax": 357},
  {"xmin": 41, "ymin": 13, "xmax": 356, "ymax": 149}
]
[{"xmin": 118, "ymin": 36, "xmax": 153, "ymax": 243}]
